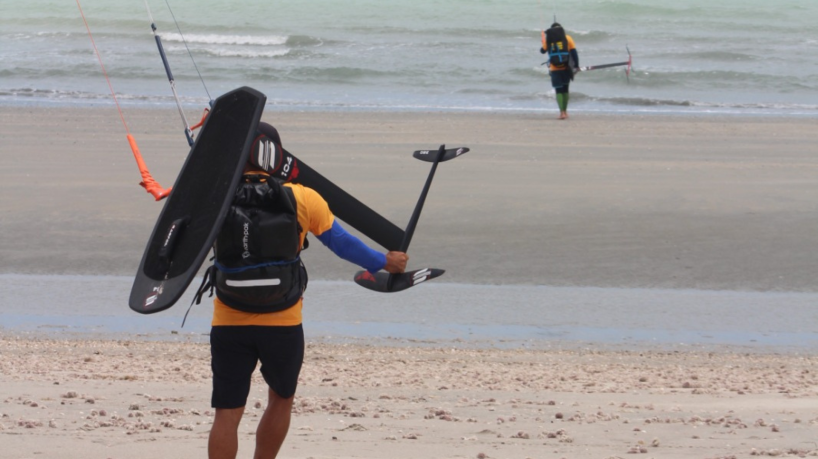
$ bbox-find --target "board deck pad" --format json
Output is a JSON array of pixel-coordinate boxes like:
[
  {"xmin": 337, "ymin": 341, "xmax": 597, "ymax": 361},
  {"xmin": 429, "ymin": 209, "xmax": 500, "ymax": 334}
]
[{"xmin": 129, "ymin": 86, "xmax": 266, "ymax": 314}]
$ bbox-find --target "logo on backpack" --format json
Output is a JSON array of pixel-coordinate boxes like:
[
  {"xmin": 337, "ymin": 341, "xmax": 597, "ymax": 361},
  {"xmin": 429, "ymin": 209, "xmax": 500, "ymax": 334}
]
[{"xmin": 242, "ymin": 222, "xmax": 251, "ymax": 259}]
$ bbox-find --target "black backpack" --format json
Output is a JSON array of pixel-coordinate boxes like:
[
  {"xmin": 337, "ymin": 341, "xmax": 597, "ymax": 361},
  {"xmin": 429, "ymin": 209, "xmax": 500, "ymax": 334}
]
[
  {"xmin": 192, "ymin": 175, "xmax": 307, "ymax": 315},
  {"xmin": 546, "ymin": 26, "xmax": 571, "ymax": 67}
]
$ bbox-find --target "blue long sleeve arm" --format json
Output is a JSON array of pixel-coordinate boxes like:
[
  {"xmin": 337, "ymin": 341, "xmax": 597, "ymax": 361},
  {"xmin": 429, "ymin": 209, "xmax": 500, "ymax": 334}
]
[{"xmin": 315, "ymin": 220, "xmax": 386, "ymax": 273}]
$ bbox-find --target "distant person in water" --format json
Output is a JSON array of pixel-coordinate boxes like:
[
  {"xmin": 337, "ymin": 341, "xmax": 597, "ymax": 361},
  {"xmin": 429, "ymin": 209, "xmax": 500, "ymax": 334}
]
[{"xmin": 541, "ymin": 23, "xmax": 579, "ymax": 119}]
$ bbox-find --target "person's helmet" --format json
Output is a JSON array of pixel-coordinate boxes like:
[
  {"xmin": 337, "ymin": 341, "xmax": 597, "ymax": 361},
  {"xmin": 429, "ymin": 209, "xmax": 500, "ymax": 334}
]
[
  {"xmin": 248, "ymin": 122, "xmax": 299, "ymax": 182},
  {"xmin": 248, "ymin": 122, "xmax": 283, "ymax": 173}
]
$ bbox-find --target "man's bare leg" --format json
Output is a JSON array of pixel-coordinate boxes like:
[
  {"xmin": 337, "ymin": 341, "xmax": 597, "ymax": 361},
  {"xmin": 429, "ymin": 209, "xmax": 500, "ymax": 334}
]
[
  {"xmin": 254, "ymin": 388, "xmax": 294, "ymax": 459},
  {"xmin": 209, "ymin": 406, "xmax": 245, "ymax": 459}
]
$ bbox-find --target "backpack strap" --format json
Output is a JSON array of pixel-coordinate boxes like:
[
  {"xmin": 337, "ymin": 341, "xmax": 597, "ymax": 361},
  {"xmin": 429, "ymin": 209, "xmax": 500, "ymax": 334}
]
[
  {"xmin": 181, "ymin": 263, "xmax": 217, "ymax": 327},
  {"xmin": 282, "ymin": 184, "xmax": 308, "ymax": 251}
]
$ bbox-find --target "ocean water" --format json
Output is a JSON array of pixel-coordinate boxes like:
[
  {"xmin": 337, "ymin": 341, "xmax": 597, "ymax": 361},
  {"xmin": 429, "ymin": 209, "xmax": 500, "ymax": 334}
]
[{"xmin": 1, "ymin": 0, "xmax": 816, "ymax": 115}]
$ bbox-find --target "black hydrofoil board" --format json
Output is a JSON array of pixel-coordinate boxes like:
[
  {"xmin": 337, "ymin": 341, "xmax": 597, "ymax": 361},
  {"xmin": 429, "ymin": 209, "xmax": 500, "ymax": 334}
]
[{"xmin": 129, "ymin": 86, "xmax": 266, "ymax": 314}]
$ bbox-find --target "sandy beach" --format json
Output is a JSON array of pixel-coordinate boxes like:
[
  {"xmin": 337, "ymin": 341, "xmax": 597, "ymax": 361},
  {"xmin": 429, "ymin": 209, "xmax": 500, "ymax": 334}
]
[
  {"xmin": 1, "ymin": 336, "xmax": 817, "ymax": 459},
  {"xmin": 2, "ymin": 106, "xmax": 818, "ymax": 458},
  {"xmin": 2, "ymin": 107, "xmax": 817, "ymax": 290}
]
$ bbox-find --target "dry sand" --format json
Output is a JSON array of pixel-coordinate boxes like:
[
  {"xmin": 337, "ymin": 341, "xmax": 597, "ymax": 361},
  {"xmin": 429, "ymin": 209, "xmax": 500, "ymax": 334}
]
[
  {"xmin": 1, "ymin": 337, "xmax": 817, "ymax": 459},
  {"xmin": 2, "ymin": 107, "xmax": 818, "ymax": 458}
]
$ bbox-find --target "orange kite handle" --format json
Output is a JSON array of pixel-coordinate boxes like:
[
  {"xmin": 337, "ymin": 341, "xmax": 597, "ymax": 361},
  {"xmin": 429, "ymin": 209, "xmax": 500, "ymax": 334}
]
[
  {"xmin": 127, "ymin": 134, "xmax": 172, "ymax": 201},
  {"xmin": 190, "ymin": 107, "xmax": 210, "ymax": 131}
]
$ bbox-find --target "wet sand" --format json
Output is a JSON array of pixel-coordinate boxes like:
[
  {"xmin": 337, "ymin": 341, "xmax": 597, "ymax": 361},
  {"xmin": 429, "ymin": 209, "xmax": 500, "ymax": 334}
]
[{"xmin": 2, "ymin": 107, "xmax": 818, "ymax": 290}]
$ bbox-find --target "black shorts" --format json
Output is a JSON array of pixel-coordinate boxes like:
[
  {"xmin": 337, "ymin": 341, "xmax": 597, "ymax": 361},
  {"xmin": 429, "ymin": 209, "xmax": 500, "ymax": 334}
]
[
  {"xmin": 550, "ymin": 68, "xmax": 573, "ymax": 91},
  {"xmin": 210, "ymin": 324, "xmax": 304, "ymax": 409}
]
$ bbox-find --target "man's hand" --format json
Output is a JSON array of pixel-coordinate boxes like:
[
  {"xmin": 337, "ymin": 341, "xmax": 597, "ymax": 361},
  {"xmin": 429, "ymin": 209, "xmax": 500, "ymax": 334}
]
[{"xmin": 384, "ymin": 251, "xmax": 408, "ymax": 274}]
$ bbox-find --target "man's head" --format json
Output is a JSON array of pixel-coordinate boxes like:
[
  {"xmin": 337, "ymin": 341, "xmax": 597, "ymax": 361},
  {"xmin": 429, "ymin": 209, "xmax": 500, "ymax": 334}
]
[
  {"xmin": 248, "ymin": 122, "xmax": 299, "ymax": 182},
  {"xmin": 248, "ymin": 122, "xmax": 283, "ymax": 174},
  {"xmin": 545, "ymin": 23, "xmax": 567, "ymax": 45}
]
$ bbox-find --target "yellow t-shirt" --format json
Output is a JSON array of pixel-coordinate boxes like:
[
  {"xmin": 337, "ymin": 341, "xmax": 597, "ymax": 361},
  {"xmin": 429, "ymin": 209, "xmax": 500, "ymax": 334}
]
[{"xmin": 211, "ymin": 183, "xmax": 335, "ymax": 326}]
